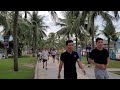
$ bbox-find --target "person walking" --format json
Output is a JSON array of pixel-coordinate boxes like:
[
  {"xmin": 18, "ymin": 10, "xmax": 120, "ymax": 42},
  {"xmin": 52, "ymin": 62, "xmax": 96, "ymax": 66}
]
[
  {"xmin": 86, "ymin": 44, "xmax": 91, "ymax": 67},
  {"xmin": 58, "ymin": 40, "xmax": 86, "ymax": 79},
  {"xmin": 39, "ymin": 49, "xmax": 43, "ymax": 62},
  {"xmin": 56, "ymin": 48, "xmax": 60, "ymax": 63},
  {"xmin": 42, "ymin": 48, "xmax": 49, "ymax": 69},
  {"xmin": 51, "ymin": 48, "xmax": 56, "ymax": 63},
  {"xmin": 77, "ymin": 46, "xmax": 82, "ymax": 61},
  {"xmin": 89, "ymin": 38, "xmax": 110, "ymax": 79}
]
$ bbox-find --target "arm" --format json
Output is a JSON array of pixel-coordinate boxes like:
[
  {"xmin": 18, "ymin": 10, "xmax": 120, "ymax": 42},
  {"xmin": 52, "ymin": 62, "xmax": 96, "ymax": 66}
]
[
  {"xmin": 88, "ymin": 58, "xmax": 95, "ymax": 65},
  {"xmin": 106, "ymin": 57, "xmax": 110, "ymax": 67},
  {"xmin": 77, "ymin": 59, "xmax": 86, "ymax": 75},
  {"xmin": 76, "ymin": 52, "xmax": 83, "ymax": 69},
  {"xmin": 58, "ymin": 53, "xmax": 64, "ymax": 79},
  {"xmin": 88, "ymin": 50, "xmax": 95, "ymax": 65},
  {"xmin": 106, "ymin": 49, "xmax": 110, "ymax": 66},
  {"xmin": 58, "ymin": 61, "xmax": 63, "ymax": 79},
  {"xmin": 77, "ymin": 59, "xmax": 84, "ymax": 69}
]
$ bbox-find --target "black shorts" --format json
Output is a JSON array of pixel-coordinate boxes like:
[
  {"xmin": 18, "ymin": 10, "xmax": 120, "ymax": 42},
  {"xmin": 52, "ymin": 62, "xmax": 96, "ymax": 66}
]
[
  {"xmin": 52, "ymin": 55, "xmax": 55, "ymax": 58},
  {"xmin": 37, "ymin": 54, "xmax": 40, "ymax": 57},
  {"xmin": 43, "ymin": 59, "xmax": 47, "ymax": 62}
]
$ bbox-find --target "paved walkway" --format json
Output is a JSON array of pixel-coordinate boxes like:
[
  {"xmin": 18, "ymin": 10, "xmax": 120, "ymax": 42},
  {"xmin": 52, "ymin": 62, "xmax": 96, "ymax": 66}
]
[{"xmin": 34, "ymin": 57, "xmax": 120, "ymax": 79}]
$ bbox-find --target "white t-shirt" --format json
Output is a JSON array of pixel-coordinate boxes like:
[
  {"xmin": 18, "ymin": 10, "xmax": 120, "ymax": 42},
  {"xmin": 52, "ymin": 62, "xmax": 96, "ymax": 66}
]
[
  {"xmin": 39, "ymin": 52, "xmax": 42, "ymax": 57},
  {"xmin": 42, "ymin": 50, "xmax": 49, "ymax": 60}
]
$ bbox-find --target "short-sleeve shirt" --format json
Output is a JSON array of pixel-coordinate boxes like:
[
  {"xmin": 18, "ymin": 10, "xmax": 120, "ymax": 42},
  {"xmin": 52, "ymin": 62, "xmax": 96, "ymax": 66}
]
[
  {"xmin": 60, "ymin": 51, "xmax": 79, "ymax": 78},
  {"xmin": 42, "ymin": 50, "xmax": 49, "ymax": 60},
  {"xmin": 89, "ymin": 48, "xmax": 109, "ymax": 65}
]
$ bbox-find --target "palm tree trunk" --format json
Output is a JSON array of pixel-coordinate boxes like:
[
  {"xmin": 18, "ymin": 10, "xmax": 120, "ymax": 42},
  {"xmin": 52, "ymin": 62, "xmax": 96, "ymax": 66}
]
[
  {"xmin": 88, "ymin": 11, "xmax": 95, "ymax": 49},
  {"xmin": 75, "ymin": 33, "xmax": 78, "ymax": 51},
  {"xmin": 13, "ymin": 11, "xmax": 19, "ymax": 71},
  {"xmin": 67, "ymin": 33, "xmax": 70, "ymax": 40},
  {"xmin": 114, "ymin": 42, "xmax": 117, "ymax": 59},
  {"xmin": 25, "ymin": 11, "xmax": 27, "ymax": 19},
  {"xmin": 33, "ymin": 26, "xmax": 36, "ymax": 57},
  {"xmin": 91, "ymin": 15, "xmax": 95, "ymax": 49},
  {"xmin": 108, "ymin": 37, "xmax": 110, "ymax": 53}
]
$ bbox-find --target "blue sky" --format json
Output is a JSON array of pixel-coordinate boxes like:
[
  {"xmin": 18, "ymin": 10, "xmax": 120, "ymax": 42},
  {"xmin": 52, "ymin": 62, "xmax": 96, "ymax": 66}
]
[{"xmin": 0, "ymin": 11, "xmax": 120, "ymax": 41}]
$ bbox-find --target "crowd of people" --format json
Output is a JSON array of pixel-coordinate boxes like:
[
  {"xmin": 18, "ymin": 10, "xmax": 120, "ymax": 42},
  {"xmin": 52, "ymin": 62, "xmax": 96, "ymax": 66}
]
[
  {"xmin": 37, "ymin": 48, "xmax": 65, "ymax": 69},
  {"xmin": 37, "ymin": 37, "xmax": 110, "ymax": 79}
]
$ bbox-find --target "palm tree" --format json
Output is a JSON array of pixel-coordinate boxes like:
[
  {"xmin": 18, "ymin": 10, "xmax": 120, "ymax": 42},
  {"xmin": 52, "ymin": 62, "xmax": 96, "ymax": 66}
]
[
  {"xmin": 73, "ymin": 11, "xmax": 116, "ymax": 49},
  {"xmin": 48, "ymin": 32, "xmax": 56, "ymax": 48},
  {"xmin": 28, "ymin": 11, "xmax": 48, "ymax": 57},
  {"xmin": 101, "ymin": 23, "xmax": 116, "ymax": 53},
  {"xmin": 56, "ymin": 11, "xmax": 82, "ymax": 50},
  {"xmin": 56, "ymin": 12, "xmax": 72, "ymax": 40},
  {"xmin": 25, "ymin": 11, "xmax": 27, "ymax": 19},
  {"xmin": 13, "ymin": 11, "xmax": 19, "ymax": 71},
  {"xmin": 111, "ymin": 32, "xmax": 120, "ymax": 56}
]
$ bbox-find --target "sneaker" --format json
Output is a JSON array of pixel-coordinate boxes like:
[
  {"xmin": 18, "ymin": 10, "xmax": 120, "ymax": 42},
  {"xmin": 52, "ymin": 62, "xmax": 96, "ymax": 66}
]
[{"xmin": 46, "ymin": 67, "xmax": 47, "ymax": 70}]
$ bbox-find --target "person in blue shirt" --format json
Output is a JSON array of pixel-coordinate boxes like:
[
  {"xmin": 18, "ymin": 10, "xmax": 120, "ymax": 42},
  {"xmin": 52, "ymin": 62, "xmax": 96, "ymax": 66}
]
[{"xmin": 77, "ymin": 46, "xmax": 82, "ymax": 61}]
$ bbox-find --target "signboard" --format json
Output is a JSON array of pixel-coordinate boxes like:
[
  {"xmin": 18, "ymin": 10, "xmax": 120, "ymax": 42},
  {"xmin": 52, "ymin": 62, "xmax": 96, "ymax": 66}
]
[{"xmin": 4, "ymin": 35, "xmax": 9, "ymax": 49}]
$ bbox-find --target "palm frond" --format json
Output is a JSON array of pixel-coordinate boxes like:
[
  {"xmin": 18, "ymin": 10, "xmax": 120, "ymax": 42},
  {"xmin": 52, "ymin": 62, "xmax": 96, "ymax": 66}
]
[
  {"xmin": 113, "ymin": 11, "xmax": 119, "ymax": 21},
  {"xmin": 56, "ymin": 22, "xmax": 66, "ymax": 27},
  {"xmin": 73, "ymin": 11, "xmax": 88, "ymax": 28},
  {"xmin": 100, "ymin": 11, "xmax": 115, "ymax": 24},
  {"xmin": 49, "ymin": 11, "xmax": 58, "ymax": 22}
]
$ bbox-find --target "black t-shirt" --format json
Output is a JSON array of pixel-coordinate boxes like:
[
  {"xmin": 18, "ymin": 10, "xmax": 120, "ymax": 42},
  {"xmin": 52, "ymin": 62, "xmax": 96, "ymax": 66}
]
[
  {"xmin": 89, "ymin": 48, "xmax": 109, "ymax": 65},
  {"xmin": 60, "ymin": 51, "xmax": 79, "ymax": 78}
]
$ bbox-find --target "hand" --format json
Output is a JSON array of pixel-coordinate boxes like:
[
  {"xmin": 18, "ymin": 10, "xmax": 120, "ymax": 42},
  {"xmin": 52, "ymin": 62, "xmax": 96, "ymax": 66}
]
[
  {"xmin": 100, "ymin": 64, "xmax": 106, "ymax": 69},
  {"xmin": 95, "ymin": 64, "xmax": 106, "ymax": 70},
  {"xmin": 58, "ymin": 74, "xmax": 61, "ymax": 79},
  {"xmin": 82, "ymin": 69, "xmax": 86, "ymax": 75}
]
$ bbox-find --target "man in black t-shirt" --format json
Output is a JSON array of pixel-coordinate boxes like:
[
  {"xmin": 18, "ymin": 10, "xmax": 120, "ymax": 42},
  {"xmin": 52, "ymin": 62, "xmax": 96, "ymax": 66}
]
[
  {"xmin": 58, "ymin": 40, "xmax": 86, "ymax": 79},
  {"xmin": 89, "ymin": 38, "xmax": 110, "ymax": 79}
]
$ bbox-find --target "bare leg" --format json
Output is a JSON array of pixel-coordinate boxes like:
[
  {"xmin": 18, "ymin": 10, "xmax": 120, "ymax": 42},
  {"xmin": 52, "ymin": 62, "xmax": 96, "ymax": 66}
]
[
  {"xmin": 43, "ymin": 61, "xmax": 44, "ymax": 68},
  {"xmin": 46, "ymin": 61, "xmax": 47, "ymax": 69},
  {"xmin": 53, "ymin": 58, "xmax": 55, "ymax": 63}
]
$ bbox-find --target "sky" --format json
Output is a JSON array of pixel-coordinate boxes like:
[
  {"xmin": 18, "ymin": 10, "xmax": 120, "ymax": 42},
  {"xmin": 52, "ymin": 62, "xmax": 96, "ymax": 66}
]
[
  {"xmin": 0, "ymin": 11, "xmax": 120, "ymax": 41},
  {"xmin": 37, "ymin": 11, "xmax": 120, "ymax": 39}
]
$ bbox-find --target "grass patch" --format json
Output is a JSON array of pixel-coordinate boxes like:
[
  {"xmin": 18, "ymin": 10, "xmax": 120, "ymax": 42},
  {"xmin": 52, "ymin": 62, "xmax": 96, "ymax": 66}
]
[
  {"xmin": 0, "ymin": 56, "xmax": 36, "ymax": 79},
  {"xmin": 107, "ymin": 60, "xmax": 120, "ymax": 68},
  {"xmin": 81, "ymin": 56, "xmax": 88, "ymax": 64},
  {"xmin": 81, "ymin": 56, "xmax": 120, "ymax": 68},
  {"xmin": 110, "ymin": 71, "xmax": 120, "ymax": 75}
]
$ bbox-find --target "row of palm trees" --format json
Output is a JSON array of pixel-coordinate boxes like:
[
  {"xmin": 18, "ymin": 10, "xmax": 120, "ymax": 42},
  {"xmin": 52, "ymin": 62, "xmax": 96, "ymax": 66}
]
[
  {"xmin": 0, "ymin": 11, "xmax": 57, "ymax": 71},
  {"xmin": 56, "ymin": 11, "xmax": 120, "ymax": 52},
  {"xmin": 0, "ymin": 11, "xmax": 120, "ymax": 71}
]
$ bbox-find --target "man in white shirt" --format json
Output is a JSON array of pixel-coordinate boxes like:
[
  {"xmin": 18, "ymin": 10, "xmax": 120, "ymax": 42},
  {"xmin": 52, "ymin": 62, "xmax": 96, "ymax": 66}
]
[{"xmin": 42, "ymin": 48, "xmax": 49, "ymax": 69}]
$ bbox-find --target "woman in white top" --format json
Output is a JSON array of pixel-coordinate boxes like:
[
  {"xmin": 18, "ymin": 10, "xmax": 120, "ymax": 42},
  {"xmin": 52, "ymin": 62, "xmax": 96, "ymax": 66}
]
[{"xmin": 51, "ymin": 49, "xmax": 56, "ymax": 63}]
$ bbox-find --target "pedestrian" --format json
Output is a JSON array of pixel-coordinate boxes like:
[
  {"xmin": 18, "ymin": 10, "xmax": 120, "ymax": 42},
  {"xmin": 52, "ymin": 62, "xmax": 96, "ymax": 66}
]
[
  {"xmin": 58, "ymin": 40, "xmax": 86, "ymax": 79},
  {"xmin": 51, "ymin": 48, "xmax": 56, "ymax": 63},
  {"xmin": 77, "ymin": 46, "xmax": 82, "ymax": 61},
  {"xmin": 39, "ymin": 49, "xmax": 43, "ymax": 62},
  {"xmin": 42, "ymin": 48, "xmax": 49, "ymax": 69},
  {"xmin": 86, "ymin": 44, "xmax": 91, "ymax": 67},
  {"xmin": 88, "ymin": 38, "xmax": 110, "ymax": 79},
  {"xmin": 56, "ymin": 48, "xmax": 60, "ymax": 63},
  {"xmin": 37, "ymin": 49, "xmax": 40, "ymax": 60}
]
